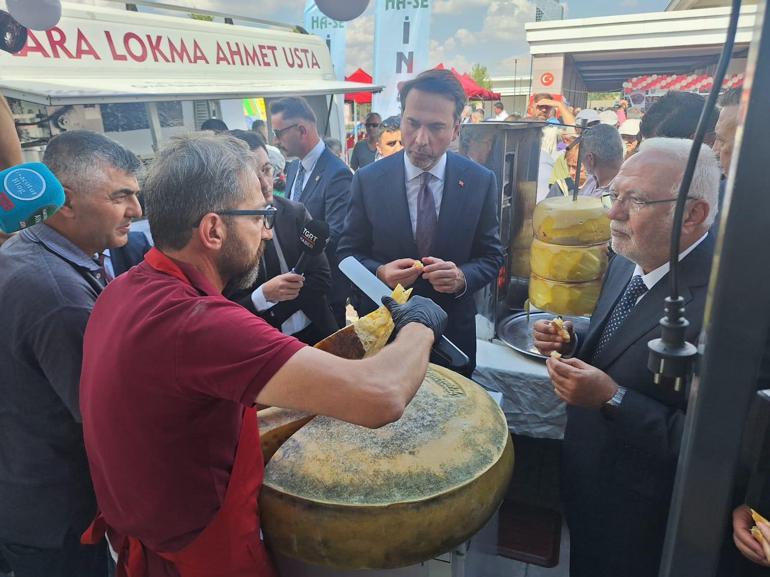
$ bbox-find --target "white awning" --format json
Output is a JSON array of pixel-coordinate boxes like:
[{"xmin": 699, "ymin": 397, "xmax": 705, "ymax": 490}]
[
  {"xmin": 0, "ymin": 78, "xmax": 382, "ymax": 105},
  {"xmin": 0, "ymin": 2, "xmax": 381, "ymax": 105}
]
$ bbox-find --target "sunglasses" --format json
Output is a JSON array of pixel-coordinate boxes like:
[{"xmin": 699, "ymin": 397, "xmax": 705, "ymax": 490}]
[
  {"xmin": 365, "ymin": 122, "xmax": 381, "ymax": 129},
  {"xmin": 192, "ymin": 205, "xmax": 278, "ymax": 229}
]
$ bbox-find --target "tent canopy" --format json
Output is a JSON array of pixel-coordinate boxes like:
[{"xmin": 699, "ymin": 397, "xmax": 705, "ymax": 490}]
[
  {"xmin": 435, "ymin": 64, "xmax": 501, "ymax": 101},
  {"xmin": 345, "ymin": 68, "xmax": 373, "ymax": 104}
]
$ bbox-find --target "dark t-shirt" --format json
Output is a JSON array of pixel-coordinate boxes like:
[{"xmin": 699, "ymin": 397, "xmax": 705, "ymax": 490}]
[
  {"xmin": 80, "ymin": 252, "xmax": 305, "ymax": 552},
  {"xmin": 350, "ymin": 140, "xmax": 377, "ymax": 170}
]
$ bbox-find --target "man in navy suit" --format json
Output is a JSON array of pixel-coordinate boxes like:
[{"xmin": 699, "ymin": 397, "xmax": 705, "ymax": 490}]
[
  {"xmin": 533, "ymin": 138, "xmax": 722, "ymax": 577},
  {"xmin": 338, "ymin": 69, "xmax": 504, "ymax": 376},
  {"xmin": 270, "ymin": 97, "xmax": 353, "ymax": 327},
  {"xmin": 109, "ymin": 231, "xmax": 152, "ymax": 277}
]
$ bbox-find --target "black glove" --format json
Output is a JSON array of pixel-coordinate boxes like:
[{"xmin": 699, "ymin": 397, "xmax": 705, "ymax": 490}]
[{"xmin": 382, "ymin": 295, "xmax": 448, "ymax": 345}]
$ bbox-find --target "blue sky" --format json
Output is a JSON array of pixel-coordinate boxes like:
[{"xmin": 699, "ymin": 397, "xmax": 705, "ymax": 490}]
[{"xmin": 81, "ymin": 0, "xmax": 671, "ymax": 76}]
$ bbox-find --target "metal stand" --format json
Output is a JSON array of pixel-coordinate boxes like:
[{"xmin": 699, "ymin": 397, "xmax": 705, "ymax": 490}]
[{"xmin": 659, "ymin": 1, "xmax": 770, "ymax": 575}]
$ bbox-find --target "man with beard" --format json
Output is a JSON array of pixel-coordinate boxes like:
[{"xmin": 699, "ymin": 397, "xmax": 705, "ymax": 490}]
[
  {"xmin": 78, "ymin": 133, "xmax": 447, "ymax": 577},
  {"xmin": 339, "ymin": 69, "xmax": 504, "ymax": 376},
  {"xmin": 533, "ymin": 138, "xmax": 720, "ymax": 577}
]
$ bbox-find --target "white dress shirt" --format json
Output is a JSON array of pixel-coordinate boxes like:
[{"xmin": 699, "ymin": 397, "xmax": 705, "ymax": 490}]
[
  {"xmin": 403, "ymin": 152, "xmax": 447, "ymax": 237},
  {"xmin": 292, "ymin": 139, "xmax": 326, "ymax": 199}
]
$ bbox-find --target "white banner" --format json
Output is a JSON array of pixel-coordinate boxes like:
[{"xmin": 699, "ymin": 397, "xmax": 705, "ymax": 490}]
[
  {"xmin": 304, "ymin": 1, "xmax": 346, "ymax": 81},
  {"xmin": 373, "ymin": 0, "xmax": 432, "ymax": 118}
]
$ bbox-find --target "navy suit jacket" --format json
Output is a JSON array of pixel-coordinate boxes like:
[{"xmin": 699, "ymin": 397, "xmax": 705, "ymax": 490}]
[
  {"xmin": 337, "ymin": 150, "xmax": 504, "ymax": 372},
  {"xmin": 111, "ymin": 231, "xmax": 151, "ymax": 277},
  {"xmin": 285, "ymin": 146, "xmax": 353, "ymax": 306},
  {"xmin": 564, "ymin": 234, "xmax": 715, "ymax": 577}
]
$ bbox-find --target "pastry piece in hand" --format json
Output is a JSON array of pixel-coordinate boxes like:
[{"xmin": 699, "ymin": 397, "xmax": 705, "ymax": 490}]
[
  {"xmin": 550, "ymin": 350, "xmax": 562, "ymax": 360},
  {"xmin": 412, "ymin": 260, "xmax": 424, "ymax": 270},
  {"xmin": 750, "ymin": 509, "xmax": 770, "ymax": 563},
  {"xmin": 315, "ymin": 284, "xmax": 413, "ymax": 359},
  {"xmin": 551, "ymin": 316, "xmax": 571, "ymax": 342}
]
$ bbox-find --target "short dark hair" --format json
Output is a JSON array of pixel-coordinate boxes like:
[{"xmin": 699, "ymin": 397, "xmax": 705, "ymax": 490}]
[
  {"xmin": 43, "ymin": 130, "xmax": 141, "ymax": 194},
  {"xmin": 494, "ymin": 102, "xmax": 504, "ymax": 110},
  {"xmin": 200, "ymin": 118, "xmax": 229, "ymax": 132},
  {"xmin": 399, "ymin": 69, "xmax": 466, "ymax": 122},
  {"xmin": 251, "ymin": 119, "xmax": 266, "ymax": 132},
  {"xmin": 144, "ymin": 133, "xmax": 255, "ymax": 251},
  {"xmin": 229, "ymin": 129, "xmax": 267, "ymax": 154},
  {"xmin": 640, "ymin": 91, "xmax": 717, "ymax": 139},
  {"xmin": 270, "ymin": 97, "xmax": 317, "ymax": 124},
  {"xmin": 719, "ymin": 87, "xmax": 742, "ymax": 108},
  {"xmin": 365, "ymin": 112, "xmax": 381, "ymax": 124},
  {"xmin": 376, "ymin": 116, "xmax": 401, "ymax": 139}
]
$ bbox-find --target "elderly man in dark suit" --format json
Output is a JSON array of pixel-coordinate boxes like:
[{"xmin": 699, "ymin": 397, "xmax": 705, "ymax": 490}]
[
  {"xmin": 271, "ymin": 97, "xmax": 353, "ymax": 327},
  {"xmin": 338, "ymin": 69, "xmax": 504, "ymax": 376},
  {"xmin": 533, "ymin": 137, "xmax": 722, "ymax": 577},
  {"xmin": 226, "ymin": 130, "xmax": 338, "ymax": 345}
]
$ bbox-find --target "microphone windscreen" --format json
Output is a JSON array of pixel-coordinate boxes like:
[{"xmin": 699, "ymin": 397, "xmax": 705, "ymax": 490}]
[
  {"xmin": 299, "ymin": 220, "xmax": 330, "ymax": 256},
  {"xmin": 0, "ymin": 162, "xmax": 65, "ymax": 233}
]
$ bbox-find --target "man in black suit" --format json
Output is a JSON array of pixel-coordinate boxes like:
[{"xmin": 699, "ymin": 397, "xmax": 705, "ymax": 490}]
[
  {"xmin": 338, "ymin": 69, "xmax": 504, "ymax": 376},
  {"xmin": 227, "ymin": 130, "xmax": 337, "ymax": 345},
  {"xmin": 270, "ymin": 97, "xmax": 353, "ymax": 327},
  {"xmin": 533, "ymin": 138, "xmax": 722, "ymax": 577}
]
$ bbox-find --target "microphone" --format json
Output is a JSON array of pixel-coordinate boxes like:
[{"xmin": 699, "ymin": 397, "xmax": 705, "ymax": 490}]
[
  {"xmin": 291, "ymin": 219, "xmax": 330, "ymax": 275},
  {"xmin": 0, "ymin": 162, "xmax": 65, "ymax": 233}
]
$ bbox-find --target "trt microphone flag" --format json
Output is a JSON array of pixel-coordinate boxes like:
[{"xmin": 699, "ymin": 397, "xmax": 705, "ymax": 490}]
[
  {"xmin": 373, "ymin": 0, "xmax": 432, "ymax": 118},
  {"xmin": 304, "ymin": 1, "xmax": 347, "ymax": 81}
]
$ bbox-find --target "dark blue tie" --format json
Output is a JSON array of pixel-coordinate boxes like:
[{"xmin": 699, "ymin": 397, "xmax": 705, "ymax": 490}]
[
  {"xmin": 591, "ymin": 275, "xmax": 648, "ymax": 363},
  {"xmin": 291, "ymin": 163, "xmax": 306, "ymax": 202}
]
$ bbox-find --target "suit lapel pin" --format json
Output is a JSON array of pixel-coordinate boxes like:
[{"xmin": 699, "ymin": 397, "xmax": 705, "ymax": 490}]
[
  {"xmin": 459, "ymin": 180, "xmax": 464, "ymax": 188},
  {"xmin": 315, "ymin": 175, "xmax": 320, "ymax": 183}
]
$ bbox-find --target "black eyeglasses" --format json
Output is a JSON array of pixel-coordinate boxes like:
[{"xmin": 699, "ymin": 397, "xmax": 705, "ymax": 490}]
[
  {"xmin": 273, "ymin": 124, "xmax": 299, "ymax": 139},
  {"xmin": 365, "ymin": 122, "xmax": 380, "ymax": 129},
  {"xmin": 192, "ymin": 205, "xmax": 277, "ymax": 229}
]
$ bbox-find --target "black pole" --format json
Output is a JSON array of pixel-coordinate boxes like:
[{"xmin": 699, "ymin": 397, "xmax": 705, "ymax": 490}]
[{"xmin": 658, "ymin": 1, "xmax": 770, "ymax": 575}]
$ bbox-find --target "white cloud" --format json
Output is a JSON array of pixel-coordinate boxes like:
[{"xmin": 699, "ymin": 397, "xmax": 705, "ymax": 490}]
[
  {"xmin": 433, "ymin": 0, "xmax": 492, "ymax": 15},
  {"xmin": 344, "ymin": 13, "xmax": 375, "ymax": 74},
  {"xmin": 429, "ymin": 38, "xmax": 473, "ymax": 72}
]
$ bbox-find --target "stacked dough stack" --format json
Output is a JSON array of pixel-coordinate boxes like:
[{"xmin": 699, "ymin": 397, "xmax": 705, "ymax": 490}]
[{"xmin": 529, "ymin": 196, "xmax": 610, "ymax": 316}]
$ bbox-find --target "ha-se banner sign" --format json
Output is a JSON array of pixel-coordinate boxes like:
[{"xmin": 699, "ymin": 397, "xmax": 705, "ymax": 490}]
[{"xmin": 373, "ymin": 0, "xmax": 432, "ymax": 118}]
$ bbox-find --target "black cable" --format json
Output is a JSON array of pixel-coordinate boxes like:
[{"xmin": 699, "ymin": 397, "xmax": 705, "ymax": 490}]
[
  {"xmin": 647, "ymin": 0, "xmax": 741, "ymax": 393},
  {"xmin": 669, "ymin": 0, "xmax": 741, "ymax": 298}
]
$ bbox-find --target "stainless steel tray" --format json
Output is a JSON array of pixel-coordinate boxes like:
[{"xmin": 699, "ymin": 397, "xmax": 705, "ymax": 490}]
[{"xmin": 497, "ymin": 311, "xmax": 591, "ymax": 361}]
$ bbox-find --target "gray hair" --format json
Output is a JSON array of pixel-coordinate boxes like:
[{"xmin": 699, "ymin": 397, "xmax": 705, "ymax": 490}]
[
  {"xmin": 637, "ymin": 137, "xmax": 721, "ymax": 227},
  {"xmin": 43, "ymin": 130, "xmax": 141, "ymax": 194},
  {"xmin": 144, "ymin": 133, "xmax": 257, "ymax": 251},
  {"xmin": 581, "ymin": 124, "xmax": 624, "ymax": 166}
]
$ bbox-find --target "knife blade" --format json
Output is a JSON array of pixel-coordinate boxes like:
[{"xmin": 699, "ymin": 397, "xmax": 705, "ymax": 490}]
[{"xmin": 339, "ymin": 256, "xmax": 469, "ymax": 370}]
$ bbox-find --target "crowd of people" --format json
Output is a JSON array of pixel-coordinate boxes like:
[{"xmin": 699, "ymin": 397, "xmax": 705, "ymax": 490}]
[{"xmin": 0, "ymin": 64, "xmax": 763, "ymax": 577}]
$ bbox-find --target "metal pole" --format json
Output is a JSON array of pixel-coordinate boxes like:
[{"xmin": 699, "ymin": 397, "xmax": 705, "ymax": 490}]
[
  {"xmin": 659, "ymin": 1, "xmax": 770, "ymax": 575},
  {"xmin": 145, "ymin": 102, "xmax": 162, "ymax": 153}
]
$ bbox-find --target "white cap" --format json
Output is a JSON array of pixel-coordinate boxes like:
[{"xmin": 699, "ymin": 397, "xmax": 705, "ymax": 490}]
[
  {"xmin": 618, "ymin": 118, "xmax": 641, "ymax": 137},
  {"xmin": 575, "ymin": 109, "xmax": 600, "ymax": 126},
  {"xmin": 599, "ymin": 110, "xmax": 620, "ymax": 127}
]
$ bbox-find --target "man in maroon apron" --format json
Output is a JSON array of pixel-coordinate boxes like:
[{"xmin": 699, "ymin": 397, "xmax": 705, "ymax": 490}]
[{"xmin": 79, "ymin": 133, "xmax": 446, "ymax": 577}]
